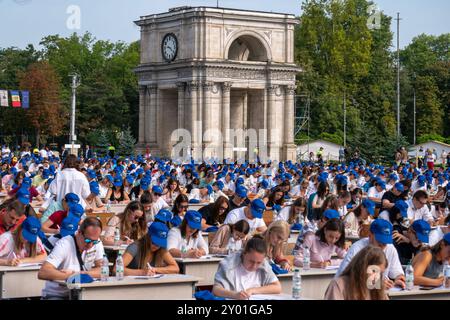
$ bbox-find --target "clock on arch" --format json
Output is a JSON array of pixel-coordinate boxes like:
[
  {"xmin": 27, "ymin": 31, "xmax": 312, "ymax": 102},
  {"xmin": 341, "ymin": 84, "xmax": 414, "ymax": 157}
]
[{"xmin": 161, "ymin": 33, "xmax": 178, "ymax": 62}]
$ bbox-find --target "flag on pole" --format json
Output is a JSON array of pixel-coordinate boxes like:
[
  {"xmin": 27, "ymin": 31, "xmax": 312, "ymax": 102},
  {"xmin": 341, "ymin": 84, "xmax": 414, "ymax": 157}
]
[
  {"xmin": 10, "ymin": 90, "xmax": 21, "ymax": 107},
  {"xmin": 0, "ymin": 90, "xmax": 8, "ymax": 107},
  {"xmin": 21, "ymin": 91, "xmax": 29, "ymax": 109}
]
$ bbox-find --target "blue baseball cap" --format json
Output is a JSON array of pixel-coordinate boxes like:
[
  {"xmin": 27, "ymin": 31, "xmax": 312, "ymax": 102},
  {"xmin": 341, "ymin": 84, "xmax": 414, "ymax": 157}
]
[
  {"xmin": 394, "ymin": 182, "xmax": 404, "ymax": 192},
  {"xmin": 261, "ymin": 179, "xmax": 269, "ymax": 189},
  {"xmin": 250, "ymin": 199, "xmax": 266, "ymax": 219},
  {"xmin": 152, "ymin": 185, "xmax": 163, "ymax": 194},
  {"xmin": 42, "ymin": 169, "xmax": 51, "ymax": 179},
  {"xmin": 126, "ymin": 175, "xmax": 135, "ymax": 185},
  {"xmin": 60, "ymin": 216, "xmax": 80, "ymax": 237},
  {"xmin": 89, "ymin": 181, "xmax": 100, "ymax": 196},
  {"xmin": 113, "ymin": 176, "xmax": 123, "ymax": 187},
  {"xmin": 370, "ymin": 219, "xmax": 393, "ymax": 244},
  {"xmin": 22, "ymin": 177, "xmax": 32, "ymax": 187},
  {"xmin": 68, "ymin": 203, "xmax": 84, "ymax": 218},
  {"xmin": 236, "ymin": 186, "xmax": 248, "ymax": 198},
  {"xmin": 155, "ymin": 209, "xmax": 173, "ymax": 223},
  {"xmin": 87, "ymin": 170, "xmax": 96, "ymax": 179},
  {"xmin": 236, "ymin": 177, "xmax": 244, "ymax": 185},
  {"xmin": 206, "ymin": 185, "xmax": 213, "ymax": 195},
  {"xmin": 323, "ymin": 209, "xmax": 340, "ymax": 220},
  {"xmin": 21, "ymin": 217, "xmax": 41, "ymax": 244},
  {"xmin": 362, "ymin": 199, "xmax": 375, "ymax": 216},
  {"xmin": 16, "ymin": 187, "xmax": 31, "ymax": 205},
  {"xmin": 140, "ymin": 179, "xmax": 150, "ymax": 190},
  {"xmin": 149, "ymin": 222, "xmax": 169, "ymax": 248},
  {"xmin": 418, "ymin": 175, "xmax": 426, "ymax": 187},
  {"xmin": 215, "ymin": 181, "xmax": 224, "ymax": 191},
  {"xmin": 394, "ymin": 200, "xmax": 409, "ymax": 218},
  {"xmin": 64, "ymin": 193, "xmax": 80, "ymax": 205},
  {"xmin": 185, "ymin": 210, "xmax": 202, "ymax": 230},
  {"xmin": 377, "ymin": 180, "xmax": 386, "ymax": 190},
  {"xmin": 411, "ymin": 220, "xmax": 431, "ymax": 243}
]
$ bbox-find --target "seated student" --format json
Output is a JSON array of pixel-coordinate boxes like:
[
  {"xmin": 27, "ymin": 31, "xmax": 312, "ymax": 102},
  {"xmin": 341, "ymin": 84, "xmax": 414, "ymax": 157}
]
[
  {"xmin": 367, "ymin": 179, "xmax": 386, "ymax": 206},
  {"xmin": 412, "ymin": 233, "xmax": 450, "ymax": 287},
  {"xmin": 121, "ymin": 222, "xmax": 179, "ymax": 276},
  {"xmin": 151, "ymin": 185, "xmax": 170, "ymax": 216},
  {"xmin": 378, "ymin": 200, "xmax": 409, "ymax": 224},
  {"xmin": 44, "ymin": 216, "xmax": 80, "ymax": 253},
  {"xmin": 430, "ymin": 202, "xmax": 447, "ymax": 224},
  {"xmin": 275, "ymin": 198, "xmax": 307, "ymax": 225},
  {"xmin": 0, "ymin": 199, "xmax": 26, "ymax": 235},
  {"xmin": 8, "ymin": 175, "xmax": 43, "ymax": 204},
  {"xmin": 211, "ymin": 181, "xmax": 229, "ymax": 202},
  {"xmin": 105, "ymin": 176, "xmax": 130, "ymax": 204},
  {"xmin": 162, "ymin": 178, "xmax": 182, "ymax": 206},
  {"xmin": 347, "ymin": 188, "xmax": 363, "ymax": 212},
  {"xmin": 263, "ymin": 186, "xmax": 285, "ymax": 210},
  {"xmin": 227, "ymin": 186, "xmax": 250, "ymax": 212},
  {"xmin": 199, "ymin": 196, "xmax": 230, "ymax": 230},
  {"xmin": 324, "ymin": 245, "xmax": 389, "ymax": 300},
  {"xmin": 84, "ymin": 181, "xmax": 105, "ymax": 213},
  {"xmin": 309, "ymin": 181, "xmax": 330, "ymax": 221},
  {"xmin": 262, "ymin": 220, "xmax": 292, "ymax": 271},
  {"xmin": 294, "ymin": 219, "xmax": 347, "ymax": 268},
  {"xmin": 394, "ymin": 220, "xmax": 431, "ymax": 265},
  {"xmin": 223, "ymin": 198, "xmax": 268, "ymax": 234},
  {"xmin": 429, "ymin": 215, "xmax": 450, "ymax": 247},
  {"xmin": 293, "ymin": 209, "xmax": 340, "ymax": 250},
  {"xmin": 336, "ymin": 191, "xmax": 351, "ymax": 218},
  {"xmin": 336, "ymin": 219, "xmax": 406, "ymax": 289},
  {"xmin": 140, "ymin": 190, "xmax": 155, "ymax": 222},
  {"xmin": 188, "ymin": 185, "xmax": 212, "ymax": 203},
  {"xmin": 103, "ymin": 200, "xmax": 146, "ymax": 246},
  {"xmin": 39, "ymin": 193, "xmax": 80, "ymax": 224},
  {"xmin": 0, "ymin": 216, "xmax": 47, "ymax": 266},
  {"xmin": 167, "ymin": 210, "xmax": 208, "ymax": 258},
  {"xmin": 209, "ymin": 220, "xmax": 250, "ymax": 255},
  {"xmin": 406, "ymin": 190, "xmax": 434, "ymax": 225},
  {"xmin": 41, "ymin": 203, "xmax": 84, "ymax": 234},
  {"xmin": 38, "ymin": 217, "xmax": 104, "ymax": 300},
  {"xmin": 344, "ymin": 199, "xmax": 375, "ymax": 238},
  {"xmin": 212, "ymin": 235, "xmax": 282, "ymax": 300},
  {"xmin": 381, "ymin": 182, "xmax": 406, "ymax": 211},
  {"xmin": 170, "ymin": 194, "xmax": 189, "ymax": 227},
  {"xmin": 151, "ymin": 209, "xmax": 173, "ymax": 229}
]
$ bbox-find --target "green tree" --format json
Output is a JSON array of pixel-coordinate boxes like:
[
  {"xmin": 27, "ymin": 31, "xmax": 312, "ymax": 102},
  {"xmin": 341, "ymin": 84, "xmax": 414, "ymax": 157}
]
[{"xmin": 117, "ymin": 127, "xmax": 136, "ymax": 156}]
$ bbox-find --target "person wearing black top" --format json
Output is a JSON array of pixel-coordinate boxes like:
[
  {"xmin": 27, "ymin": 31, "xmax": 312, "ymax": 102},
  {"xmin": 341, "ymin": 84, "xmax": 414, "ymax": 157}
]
[
  {"xmin": 381, "ymin": 182, "xmax": 406, "ymax": 212},
  {"xmin": 199, "ymin": 196, "xmax": 230, "ymax": 230},
  {"xmin": 228, "ymin": 187, "xmax": 250, "ymax": 212}
]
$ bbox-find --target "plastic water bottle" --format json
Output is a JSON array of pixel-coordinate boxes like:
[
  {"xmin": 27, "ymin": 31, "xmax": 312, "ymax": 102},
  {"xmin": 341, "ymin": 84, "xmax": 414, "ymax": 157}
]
[
  {"xmin": 292, "ymin": 268, "xmax": 302, "ymax": 300},
  {"xmin": 106, "ymin": 200, "xmax": 111, "ymax": 213},
  {"xmin": 181, "ymin": 243, "xmax": 188, "ymax": 258},
  {"xmin": 444, "ymin": 260, "xmax": 450, "ymax": 289},
  {"xmin": 405, "ymin": 261, "xmax": 414, "ymax": 290},
  {"xmin": 115, "ymin": 252, "xmax": 124, "ymax": 280},
  {"xmin": 227, "ymin": 237, "xmax": 236, "ymax": 254},
  {"xmin": 303, "ymin": 245, "xmax": 310, "ymax": 271},
  {"xmin": 131, "ymin": 193, "xmax": 136, "ymax": 201},
  {"xmin": 101, "ymin": 254, "xmax": 109, "ymax": 282},
  {"xmin": 114, "ymin": 227, "xmax": 120, "ymax": 246}
]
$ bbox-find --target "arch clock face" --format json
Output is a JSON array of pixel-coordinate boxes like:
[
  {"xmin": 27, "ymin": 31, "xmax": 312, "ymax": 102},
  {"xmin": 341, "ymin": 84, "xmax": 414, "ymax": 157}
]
[{"xmin": 162, "ymin": 33, "xmax": 178, "ymax": 62}]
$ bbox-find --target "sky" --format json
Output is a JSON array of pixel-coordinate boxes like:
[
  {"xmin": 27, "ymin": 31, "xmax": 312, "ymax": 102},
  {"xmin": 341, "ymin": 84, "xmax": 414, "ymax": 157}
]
[{"xmin": 0, "ymin": 0, "xmax": 449, "ymax": 50}]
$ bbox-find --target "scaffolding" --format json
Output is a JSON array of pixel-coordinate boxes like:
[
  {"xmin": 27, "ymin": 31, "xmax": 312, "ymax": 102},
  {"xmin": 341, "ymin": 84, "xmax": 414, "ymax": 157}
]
[{"xmin": 294, "ymin": 94, "xmax": 310, "ymax": 161}]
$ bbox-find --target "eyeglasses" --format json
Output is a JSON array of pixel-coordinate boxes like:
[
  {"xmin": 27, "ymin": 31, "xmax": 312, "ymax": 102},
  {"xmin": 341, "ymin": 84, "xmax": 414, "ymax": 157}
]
[
  {"xmin": 180, "ymin": 205, "xmax": 189, "ymax": 210},
  {"xmin": 154, "ymin": 193, "xmax": 162, "ymax": 197},
  {"xmin": 84, "ymin": 237, "xmax": 100, "ymax": 245},
  {"xmin": 218, "ymin": 206, "xmax": 228, "ymax": 211}
]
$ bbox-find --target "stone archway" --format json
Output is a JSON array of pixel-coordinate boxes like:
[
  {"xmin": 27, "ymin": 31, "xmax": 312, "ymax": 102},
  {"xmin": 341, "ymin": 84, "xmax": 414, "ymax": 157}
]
[{"xmin": 225, "ymin": 31, "xmax": 272, "ymax": 62}]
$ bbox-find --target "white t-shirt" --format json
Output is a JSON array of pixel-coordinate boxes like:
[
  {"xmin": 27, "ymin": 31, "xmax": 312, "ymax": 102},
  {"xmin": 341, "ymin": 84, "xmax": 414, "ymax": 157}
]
[
  {"xmin": 368, "ymin": 186, "xmax": 385, "ymax": 200},
  {"xmin": 289, "ymin": 185, "xmax": 301, "ymax": 198},
  {"xmin": 39, "ymin": 149, "xmax": 48, "ymax": 158},
  {"xmin": 275, "ymin": 206, "xmax": 292, "ymax": 222},
  {"xmin": 223, "ymin": 207, "xmax": 266, "ymax": 233},
  {"xmin": 41, "ymin": 235, "xmax": 104, "ymax": 298},
  {"xmin": 406, "ymin": 199, "xmax": 433, "ymax": 222},
  {"xmin": 167, "ymin": 227, "xmax": 209, "ymax": 253},
  {"xmin": 235, "ymin": 263, "xmax": 261, "ymax": 292}
]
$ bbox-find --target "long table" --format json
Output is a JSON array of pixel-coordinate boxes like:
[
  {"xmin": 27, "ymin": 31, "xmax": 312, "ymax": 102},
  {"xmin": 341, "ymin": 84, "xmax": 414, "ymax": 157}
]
[
  {"xmin": 277, "ymin": 268, "xmax": 338, "ymax": 300},
  {"xmin": 0, "ymin": 265, "xmax": 45, "ymax": 299},
  {"xmin": 388, "ymin": 286, "xmax": 450, "ymax": 300},
  {"xmin": 175, "ymin": 256, "xmax": 223, "ymax": 286},
  {"xmin": 59, "ymin": 274, "xmax": 200, "ymax": 300}
]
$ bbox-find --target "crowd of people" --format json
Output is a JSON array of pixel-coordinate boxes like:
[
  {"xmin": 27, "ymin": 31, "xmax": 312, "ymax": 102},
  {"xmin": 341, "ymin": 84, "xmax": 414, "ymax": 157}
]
[{"xmin": 0, "ymin": 145, "xmax": 449, "ymax": 300}]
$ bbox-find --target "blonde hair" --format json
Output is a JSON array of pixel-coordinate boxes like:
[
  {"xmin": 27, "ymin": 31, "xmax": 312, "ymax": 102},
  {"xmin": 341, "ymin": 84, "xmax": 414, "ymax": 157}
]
[{"xmin": 263, "ymin": 220, "xmax": 290, "ymax": 261}]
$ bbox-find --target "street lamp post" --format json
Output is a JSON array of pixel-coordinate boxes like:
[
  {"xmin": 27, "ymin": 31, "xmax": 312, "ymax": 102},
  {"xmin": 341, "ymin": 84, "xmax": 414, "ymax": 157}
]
[{"xmin": 69, "ymin": 73, "xmax": 80, "ymax": 155}]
